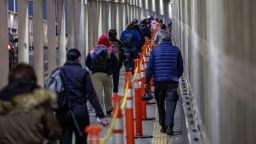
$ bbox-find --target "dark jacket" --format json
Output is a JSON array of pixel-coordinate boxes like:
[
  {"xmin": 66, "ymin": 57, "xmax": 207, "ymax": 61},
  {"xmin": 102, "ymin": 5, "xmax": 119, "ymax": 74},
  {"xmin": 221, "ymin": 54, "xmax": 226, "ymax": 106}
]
[
  {"xmin": 0, "ymin": 80, "xmax": 61, "ymax": 144},
  {"xmin": 109, "ymin": 38, "xmax": 125, "ymax": 93},
  {"xmin": 139, "ymin": 23, "xmax": 151, "ymax": 39},
  {"xmin": 131, "ymin": 24, "xmax": 146, "ymax": 48},
  {"xmin": 63, "ymin": 61, "xmax": 105, "ymax": 118},
  {"xmin": 120, "ymin": 23, "xmax": 145, "ymax": 49},
  {"xmin": 146, "ymin": 41, "xmax": 184, "ymax": 84}
]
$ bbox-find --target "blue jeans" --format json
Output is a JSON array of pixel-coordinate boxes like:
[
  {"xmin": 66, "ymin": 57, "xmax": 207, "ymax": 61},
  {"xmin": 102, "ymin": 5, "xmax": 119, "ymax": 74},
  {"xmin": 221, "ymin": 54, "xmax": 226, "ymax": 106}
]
[
  {"xmin": 155, "ymin": 82, "xmax": 179, "ymax": 129},
  {"xmin": 124, "ymin": 47, "xmax": 139, "ymax": 73}
]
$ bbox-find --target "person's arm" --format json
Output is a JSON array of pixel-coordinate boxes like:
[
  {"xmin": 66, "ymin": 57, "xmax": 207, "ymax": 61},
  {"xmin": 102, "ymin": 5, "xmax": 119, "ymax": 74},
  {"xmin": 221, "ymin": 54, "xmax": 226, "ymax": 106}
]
[
  {"xmin": 117, "ymin": 39, "xmax": 125, "ymax": 67},
  {"xmin": 120, "ymin": 31, "xmax": 125, "ymax": 42},
  {"xmin": 85, "ymin": 72, "xmax": 105, "ymax": 118},
  {"xmin": 110, "ymin": 52, "xmax": 119, "ymax": 93},
  {"xmin": 177, "ymin": 49, "xmax": 184, "ymax": 78},
  {"xmin": 43, "ymin": 103, "xmax": 61, "ymax": 140},
  {"xmin": 85, "ymin": 53, "xmax": 92, "ymax": 71},
  {"xmin": 113, "ymin": 71, "xmax": 119, "ymax": 94},
  {"xmin": 146, "ymin": 50, "xmax": 154, "ymax": 85},
  {"xmin": 118, "ymin": 39, "xmax": 123, "ymax": 48}
]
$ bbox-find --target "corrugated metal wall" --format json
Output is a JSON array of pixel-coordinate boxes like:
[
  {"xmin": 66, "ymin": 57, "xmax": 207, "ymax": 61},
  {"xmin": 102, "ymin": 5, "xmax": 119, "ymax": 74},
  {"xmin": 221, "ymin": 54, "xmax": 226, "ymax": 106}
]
[{"xmin": 171, "ymin": 0, "xmax": 256, "ymax": 143}]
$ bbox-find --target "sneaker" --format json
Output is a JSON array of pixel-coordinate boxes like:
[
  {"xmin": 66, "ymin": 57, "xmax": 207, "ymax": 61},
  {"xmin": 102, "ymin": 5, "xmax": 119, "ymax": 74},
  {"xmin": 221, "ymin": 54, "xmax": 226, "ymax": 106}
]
[
  {"xmin": 166, "ymin": 127, "xmax": 174, "ymax": 136},
  {"xmin": 160, "ymin": 127, "xmax": 166, "ymax": 133}
]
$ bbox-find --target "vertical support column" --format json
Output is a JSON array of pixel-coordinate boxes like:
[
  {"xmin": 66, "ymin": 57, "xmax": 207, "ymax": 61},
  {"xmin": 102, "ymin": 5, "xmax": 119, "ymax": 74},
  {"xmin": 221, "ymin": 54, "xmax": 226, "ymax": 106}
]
[
  {"xmin": 33, "ymin": 0, "xmax": 44, "ymax": 86},
  {"xmin": 108, "ymin": 2, "xmax": 112, "ymax": 30},
  {"xmin": 126, "ymin": 2, "xmax": 131, "ymax": 24},
  {"xmin": 122, "ymin": 3, "xmax": 127, "ymax": 31},
  {"xmin": 57, "ymin": 0, "xmax": 66, "ymax": 66},
  {"xmin": 86, "ymin": 1, "xmax": 97, "ymax": 49},
  {"xmin": 117, "ymin": 3, "xmax": 125, "ymax": 35},
  {"xmin": 47, "ymin": 0, "xmax": 57, "ymax": 73},
  {"xmin": 91, "ymin": 1, "xmax": 99, "ymax": 45},
  {"xmin": 74, "ymin": 0, "xmax": 85, "ymax": 65},
  {"xmin": 0, "ymin": 0, "xmax": 9, "ymax": 88},
  {"xmin": 18, "ymin": 0, "xmax": 29, "ymax": 63},
  {"xmin": 84, "ymin": 3, "xmax": 89, "ymax": 55},
  {"xmin": 116, "ymin": 3, "xmax": 120, "ymax": 34},
  {"xmin": 66, "ymin": 0, "xmax": 75, "ymax": 49},
  {"xmin": 111, "ymin": 3, "xmax": 117, "ymax": 30},
  {"xmin": 98, "ymin": 2, "xmax": 103, "ymax": 35},
  {"xmin": 101, "ymin": 2, "xmax": 108, "ymax": 33}
]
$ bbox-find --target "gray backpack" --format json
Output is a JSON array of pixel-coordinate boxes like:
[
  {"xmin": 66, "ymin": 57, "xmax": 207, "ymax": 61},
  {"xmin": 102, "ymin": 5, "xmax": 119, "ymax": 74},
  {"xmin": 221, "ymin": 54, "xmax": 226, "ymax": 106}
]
[{"xmin": 45, "ymin": 67, "xmax": 70, "ymax": 111}]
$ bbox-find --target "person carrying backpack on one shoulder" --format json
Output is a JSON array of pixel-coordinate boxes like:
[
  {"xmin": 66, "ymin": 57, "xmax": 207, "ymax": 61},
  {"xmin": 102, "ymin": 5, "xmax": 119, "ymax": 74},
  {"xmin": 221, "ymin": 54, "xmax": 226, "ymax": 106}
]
[
  {"xmin": 86, "ymin": 34, "xmax": 118, "ymax": 115},
  {"xmin": 53, "ymin": 49, "xmax": 108, "ymax": 144},
  {"xmin": 120, "ymin": 23, "xmax": 142, "ymax": 74},
  {"xmin": 108, "ymin": 29, "xmax": 125, "ymax": 96}
]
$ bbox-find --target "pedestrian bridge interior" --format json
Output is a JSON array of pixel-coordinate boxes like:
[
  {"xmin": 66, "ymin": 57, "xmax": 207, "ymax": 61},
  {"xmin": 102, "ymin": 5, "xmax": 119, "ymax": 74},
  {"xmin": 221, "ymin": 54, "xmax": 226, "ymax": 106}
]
[{"xmin": 0, "ymin": 0, "xmax": 255, "ymax": 144}]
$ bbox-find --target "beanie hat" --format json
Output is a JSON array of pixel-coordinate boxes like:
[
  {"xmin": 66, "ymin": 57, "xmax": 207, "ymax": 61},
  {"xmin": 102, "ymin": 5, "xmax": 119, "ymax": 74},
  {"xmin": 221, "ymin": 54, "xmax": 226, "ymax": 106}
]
[
  {"xmin": 98, "ymin": 34, "xmax": 111, "ymax": 47},
  {"xmin": 159, "ymin": 31, "xmax": 172, "ymax": 42},
  {"xmin": 131, "ymin": 19, "xmax": 139, "ymax": 24}
]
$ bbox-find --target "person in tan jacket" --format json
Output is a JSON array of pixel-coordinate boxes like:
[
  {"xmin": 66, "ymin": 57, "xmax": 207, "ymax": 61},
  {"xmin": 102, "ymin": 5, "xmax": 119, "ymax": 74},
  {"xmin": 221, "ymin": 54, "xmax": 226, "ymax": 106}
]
[{"xmin": 0, "ymin": 63, "xmax": 61, "ymax": 144}]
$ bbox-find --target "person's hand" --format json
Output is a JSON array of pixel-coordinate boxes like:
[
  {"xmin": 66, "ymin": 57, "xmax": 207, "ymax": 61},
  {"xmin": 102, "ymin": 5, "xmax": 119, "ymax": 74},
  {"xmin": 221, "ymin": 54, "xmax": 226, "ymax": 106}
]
[
  {"xmin": 97, "ymin": 117, "xmax": 109, "ymax": 127},
  {"xmin": 113, "ymin": 92, "xmax": 118, "ymax": 96}
]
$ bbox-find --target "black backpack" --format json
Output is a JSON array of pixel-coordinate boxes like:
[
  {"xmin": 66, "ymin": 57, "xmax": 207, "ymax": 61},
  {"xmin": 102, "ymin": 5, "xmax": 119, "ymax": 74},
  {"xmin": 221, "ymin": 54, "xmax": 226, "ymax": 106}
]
[
  {"xmin": 45, "ymin": 67, "xmax": 70, "ymax": 111},
  {"xmin": 91, "ymin": 48, "xmax": 110, "ymax": 73}
]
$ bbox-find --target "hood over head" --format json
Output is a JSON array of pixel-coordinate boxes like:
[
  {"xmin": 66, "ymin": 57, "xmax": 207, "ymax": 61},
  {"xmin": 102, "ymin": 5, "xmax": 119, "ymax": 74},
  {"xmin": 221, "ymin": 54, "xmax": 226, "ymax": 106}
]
[
  {"xmin": 98, "ymin": 34, "xmax": 111, "ymax": 47},
  {"xmin": 0, "ymin": 80, "xmax": 56, "ymax": 114}
]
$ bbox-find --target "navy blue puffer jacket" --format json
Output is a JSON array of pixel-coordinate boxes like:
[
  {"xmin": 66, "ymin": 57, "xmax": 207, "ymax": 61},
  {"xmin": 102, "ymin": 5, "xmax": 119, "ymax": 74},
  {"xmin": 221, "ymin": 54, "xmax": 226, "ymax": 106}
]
[{"xmin": 146, "ymin": 41, "xmax": 183, "ymax": 84}]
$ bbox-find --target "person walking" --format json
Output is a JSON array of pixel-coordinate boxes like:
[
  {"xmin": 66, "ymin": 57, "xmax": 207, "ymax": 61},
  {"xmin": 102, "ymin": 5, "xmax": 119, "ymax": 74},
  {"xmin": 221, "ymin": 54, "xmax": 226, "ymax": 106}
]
[
  {"xmin": 56, "ymin": 49, "xmax": 108, "ymax": 144},
  {"xmin": 108, "ymin": 29, "xmax": 124, "ymax": 96},
  {"xmin": 154, "ymin": 24, "xmax": 168, "ymax": 43},
  {"xmin": 120, "ymin": 23, "xmax": 143, "ymax": 73},
  {"xmin": 86, "ymin": 34, "xmax": 118, "ymax": 115},
  {"xmin": 0, "ymin": 63, "xmax": 61, "ymax": 144},
  {"xmin": 146, "ymin": 31, "xmax": 184, "ymax": 136}
]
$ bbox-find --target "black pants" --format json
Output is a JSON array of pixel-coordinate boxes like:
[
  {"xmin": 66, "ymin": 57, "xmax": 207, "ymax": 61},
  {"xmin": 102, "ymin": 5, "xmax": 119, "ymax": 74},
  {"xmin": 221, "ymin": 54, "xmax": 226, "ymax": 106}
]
[
  {"xmin": 155, "ymin": 82, "xmax": 179, "ymax": 129},
  {"xmin": 56, "ymin": 105, "xmax": 89, "ymax": 144}
]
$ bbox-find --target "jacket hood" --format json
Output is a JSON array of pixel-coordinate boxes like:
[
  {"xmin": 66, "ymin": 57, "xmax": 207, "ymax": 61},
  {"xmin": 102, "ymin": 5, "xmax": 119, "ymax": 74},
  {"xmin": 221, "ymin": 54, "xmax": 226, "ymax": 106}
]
[
  {"xmin": 98, "ymin": 34, "xmax": 111, "ymax": 47},
  {"xmin": 0, "ymin": 80, "xmax": 56, "ymax": 114},
  {"xmin": 94, "ymin": 47, "xmax": 107, "ymax": 55},
  {"xmin": 0, "ymin": 89, "xmax": 56, "ymax": 114},
  {"xmin": 0, "ymin": 80, "xmax": 39, "ymax": 101}
]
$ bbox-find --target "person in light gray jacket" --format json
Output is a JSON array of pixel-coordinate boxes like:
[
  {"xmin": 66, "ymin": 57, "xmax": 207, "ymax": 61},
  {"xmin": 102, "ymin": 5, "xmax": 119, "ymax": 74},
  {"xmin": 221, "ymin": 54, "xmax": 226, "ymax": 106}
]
[{"xmin": 154, "ymin": 24, "xmax": 168, "ymax": 43}]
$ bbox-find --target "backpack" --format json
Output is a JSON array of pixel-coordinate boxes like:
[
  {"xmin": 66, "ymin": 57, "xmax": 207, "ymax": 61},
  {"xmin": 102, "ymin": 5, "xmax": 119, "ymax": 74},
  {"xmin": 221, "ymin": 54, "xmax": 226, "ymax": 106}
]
[
  {"xmin": 110, "ymin": 41, "xmax": 121, "ymax": 60},
  {"xmin": 45, "ymin": 67, "xmax": 70, "ymax": 111},
  {"xmin": 90, "ymin": 47, "xmax": 110, "ymax": 73},
  {"xmin": 123, "ymin": 31, "xmax": 135, "ymax": 49}
]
